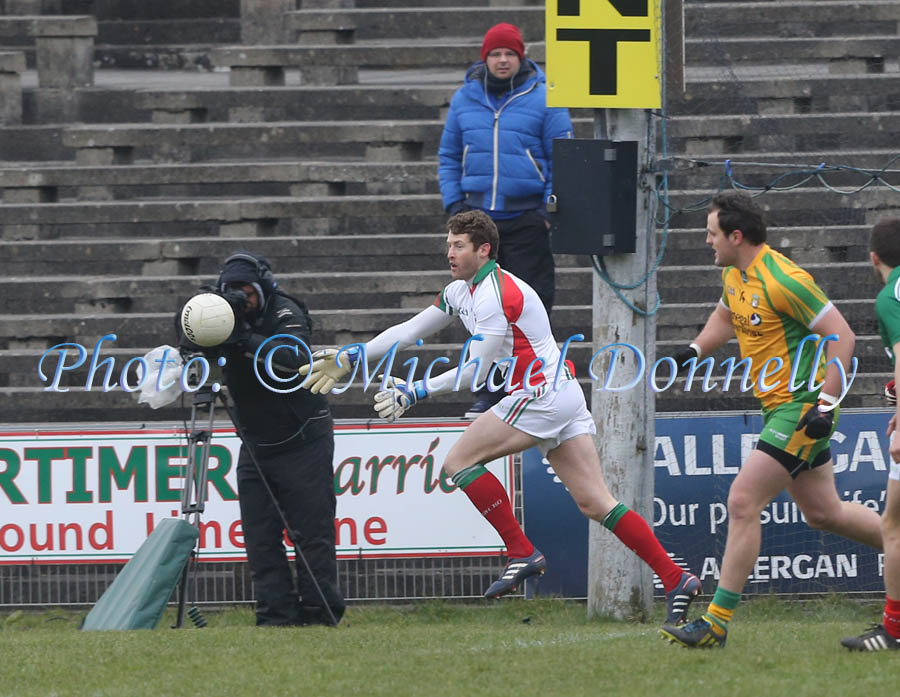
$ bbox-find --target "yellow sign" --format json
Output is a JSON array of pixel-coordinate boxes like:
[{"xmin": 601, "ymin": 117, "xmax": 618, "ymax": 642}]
[{"xmin": 546, "ymin": 0, "xmax": 661, "ymax": 108}]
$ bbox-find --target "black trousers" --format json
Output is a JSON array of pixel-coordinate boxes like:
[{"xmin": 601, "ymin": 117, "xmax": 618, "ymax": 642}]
[
  {"xmin": 236, "ymin": 434, "xmax": 345, "ymax": 626},
  {"xmin": 495, "ymin": 209, "xmax": 555, "ymax": 313}
]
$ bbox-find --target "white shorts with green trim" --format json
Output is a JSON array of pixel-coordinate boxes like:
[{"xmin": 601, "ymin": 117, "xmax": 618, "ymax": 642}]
[
  {"xmin": 891, "ymin": 461, "xmax": 900, "ymax": 482},
  {"xmin": 490, "ymin": 377, "xmax": 596, "ymax": 456}
]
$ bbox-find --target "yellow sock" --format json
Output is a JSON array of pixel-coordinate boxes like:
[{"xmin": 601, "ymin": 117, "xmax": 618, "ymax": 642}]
[{"xmin": 704, "ymin": 603, "xmax": 734, "ymax": 636}]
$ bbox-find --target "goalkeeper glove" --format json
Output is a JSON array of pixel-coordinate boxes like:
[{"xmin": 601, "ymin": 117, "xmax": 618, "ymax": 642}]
[
  {"xmin": 795, "ymin": 393, "xmax": 837, "ymax": 439},
  {"xmin": 373, "ymin": 376, "xmax": 427, "ymax": 422},
  {"xmin": 886, "ymin": 380, "xmax": 896, "ymax": 407},
  {"xmin": 298, "ymin": 346, "xmax": 359, "ymax": 394}
]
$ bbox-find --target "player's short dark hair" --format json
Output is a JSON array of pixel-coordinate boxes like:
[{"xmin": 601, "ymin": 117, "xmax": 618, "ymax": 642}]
[
  {"xmin": 871, "ymin": 218, "xmax": 900, "ymax": 268},
  {"xmin": 709, "ymin": 190, "xmax": 767, "ymax": 245},
  {"xmin": 447, "ymin": 209, "xmax": 500, "ymax": 259}
]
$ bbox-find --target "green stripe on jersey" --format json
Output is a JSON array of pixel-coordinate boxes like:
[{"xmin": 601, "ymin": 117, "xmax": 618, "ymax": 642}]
[{"xmin": 761, "ymin": 253, "xmax": 827, "ymax": 324}]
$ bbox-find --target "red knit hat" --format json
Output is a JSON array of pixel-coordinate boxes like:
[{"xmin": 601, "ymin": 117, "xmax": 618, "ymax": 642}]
[{"xmin": 481, "ymin": 23, "xmax": 525, "ymax": 61}]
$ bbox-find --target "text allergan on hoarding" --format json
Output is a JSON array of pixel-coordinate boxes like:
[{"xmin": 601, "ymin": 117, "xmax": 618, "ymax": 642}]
[{"xmin": 37, "ymin": 332, "xmax": 858, "ymax": 403}]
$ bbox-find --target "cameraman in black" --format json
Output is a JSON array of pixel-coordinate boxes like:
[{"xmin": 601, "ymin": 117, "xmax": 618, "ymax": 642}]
[{"xmin": 180, "ymin": 251, "xmax": 344, "ymax": 627}]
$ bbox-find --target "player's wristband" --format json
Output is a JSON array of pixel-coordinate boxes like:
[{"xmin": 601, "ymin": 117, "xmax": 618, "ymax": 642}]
[
  {"xmin": 337, "ymin": 345, "xmax": 360, "ymax": 367},
  {"xmin": 817, "ymin": 392, "xmax": 838, "ymax": 412},
  {"xmin": 411, "ymin": 380, "xmax": 428, "ymax": 401},
  {"xmin": 689, "ymin": 342, "xmax": 702, "ymax": 360}
]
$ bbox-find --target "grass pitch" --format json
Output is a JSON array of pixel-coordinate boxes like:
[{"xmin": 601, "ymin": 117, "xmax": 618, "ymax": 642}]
[{"xmin": 0, "ymin": 596, "xmax": 894, "ymax": 697}]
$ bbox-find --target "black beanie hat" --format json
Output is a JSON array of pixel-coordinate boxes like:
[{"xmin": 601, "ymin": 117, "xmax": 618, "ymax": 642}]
[{"xmin": 217, "ymin": 252, "xmax": 276, "ymax": 310}]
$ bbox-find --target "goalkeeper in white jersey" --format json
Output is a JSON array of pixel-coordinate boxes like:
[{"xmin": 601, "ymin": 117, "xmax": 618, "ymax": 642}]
[{"xmin": 300, "ymin": 210, "xmax": 701, "ymax": 616}]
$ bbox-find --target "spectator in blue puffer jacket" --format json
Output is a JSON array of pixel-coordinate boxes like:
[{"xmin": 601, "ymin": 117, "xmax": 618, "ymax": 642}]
[{"xmin": 438, "ymin": 22, "xmax": 573, "ymax": 415}]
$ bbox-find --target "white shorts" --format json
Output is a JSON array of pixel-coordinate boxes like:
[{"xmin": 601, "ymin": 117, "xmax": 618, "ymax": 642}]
[
  {"xmin": 490, "ymin": 377, "xmax": 596, "ymax": 456},
  {"xmin": 891, "ymin": 461, "xmax": 900, "ymax": 482}
]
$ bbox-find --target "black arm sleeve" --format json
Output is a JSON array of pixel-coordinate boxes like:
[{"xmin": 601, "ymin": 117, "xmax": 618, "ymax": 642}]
[{"xmin": 241, "ymin": 293, "xmax": 314, "ymax": 373}]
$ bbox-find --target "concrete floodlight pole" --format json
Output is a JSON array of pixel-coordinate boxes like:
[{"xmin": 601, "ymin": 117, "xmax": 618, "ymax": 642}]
[{"xmin": 586, "ymin": 106, "xmax": 658, "ymax": 621}]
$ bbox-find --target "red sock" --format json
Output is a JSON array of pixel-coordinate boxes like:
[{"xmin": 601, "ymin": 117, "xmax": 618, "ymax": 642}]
[
  {"xmin": 884, "ymin": 596, "xmax": 900, "ymax": 639},
  {"xmin": 612, "ymin": 509, "xmax": 684, "ymax": 592},
  {"xmin": 460, "ymin": 470, "xmax": 533, "ymax": 559}
]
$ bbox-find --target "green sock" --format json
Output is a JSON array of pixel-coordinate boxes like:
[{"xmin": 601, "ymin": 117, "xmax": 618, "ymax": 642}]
[
  {"xmin": 450, "ymin": 464, "xmax": 488, "ymax": 489},
  {"xmin": 600, "ymin": 502, "xmax": 628, "ymax": 530}
]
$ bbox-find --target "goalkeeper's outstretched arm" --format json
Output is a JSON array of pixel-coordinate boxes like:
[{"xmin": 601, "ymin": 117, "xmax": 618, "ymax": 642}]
[{"xmin": 300, "ymin": 305, "xmax": 453, "ymax": 394}]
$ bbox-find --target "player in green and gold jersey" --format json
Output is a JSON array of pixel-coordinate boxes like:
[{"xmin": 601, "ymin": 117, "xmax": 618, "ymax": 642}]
[{"xmin": 660, "ymin": 191, "xmax": 883, "ymax": 648}]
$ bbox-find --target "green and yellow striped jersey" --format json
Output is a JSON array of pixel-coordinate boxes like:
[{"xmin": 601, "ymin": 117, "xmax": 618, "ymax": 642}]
[{"xmin": 720, "ymin": 244, "xmax": 831, "ymax": 410}]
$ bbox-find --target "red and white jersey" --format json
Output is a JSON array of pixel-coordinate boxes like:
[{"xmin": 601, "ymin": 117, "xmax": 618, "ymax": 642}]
[{"xmin": 434, "ymin": 260, "xmax": 560, "ymax": 391}]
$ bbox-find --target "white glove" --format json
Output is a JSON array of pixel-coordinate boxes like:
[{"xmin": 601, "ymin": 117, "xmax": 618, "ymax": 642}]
[
  {"xmin": 298, "ymin": 347, "xmax": 359, "ymax": 394},
  {"xmin": 373, "ymin": 376, "xmax": 426, "ymax": 422}
]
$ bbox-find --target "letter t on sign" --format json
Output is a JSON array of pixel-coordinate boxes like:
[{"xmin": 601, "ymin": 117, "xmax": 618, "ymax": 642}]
[{"xmin": 556, "ymin": 29, "xmax": 651, "ymax": 95}]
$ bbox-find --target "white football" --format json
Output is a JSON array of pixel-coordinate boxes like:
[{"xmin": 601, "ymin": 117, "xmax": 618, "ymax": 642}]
[{"xmin": 180, "ymin": 293, "xmax": 235, "ymax": 347}]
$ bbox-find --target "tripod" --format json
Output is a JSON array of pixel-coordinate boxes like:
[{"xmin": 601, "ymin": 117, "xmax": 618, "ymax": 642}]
[
  {"xmin": 174, "ymin": 384, "xmax": 215, "ymax": 629},
  {"xmin": 174, "ymin": 382, "xmax": 339, "ymax": 628}
]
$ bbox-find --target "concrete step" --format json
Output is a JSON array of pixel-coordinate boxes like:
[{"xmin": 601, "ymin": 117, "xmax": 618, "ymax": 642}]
[
  {"xmin": 133, "ymin": 85, "xmax": 457, "ymax": 122},
  {"xmin": 14, "ymin": 67, "xmax": 894, "ymax": 127},
  {"xmin": 666, "ymin": 112, "xmax": 900, "ymax": 155},
  {"xmin": 0, "ymin": 302, "xmax": 591, "ymax": 348},
  {"xmin": 661, "ymin": 225, "xmax": 875, "ymax": 265},
  {"xmin": 0, "ymin": 15, "xmax": 238, "ymax": 48},
  {"xmin": 0, "ymin": 368, "xmax": 891, "ymax": 424},
  {"xmin": 671, "ymin": 74, "xmax": 900, "ymax": 117},
  {"xmin": 281, "ymin": 2, "xmax": 899, "ymax": 43},
  {"xmin": 663, "ymin": 149, "xmax": 900, "ymax": 190},
  {"xmin": 4, "ymin": 339, "xmax": 599, "ymax": 385},
  {"xmin": 665, "ymin": 185, "xmax": 899, "ymax": 229},
  {"xmin": 91, "ymin": 43, "xmax": 219, "ymax": 71},
  {"xmin": 0, "ymin": 194, "xmax": 447, "ymax": 239},
  {"xmin": 683, "ymin": 1, "xmax": 900, "ymax": 38},
  {"xmin": 667, "ymin": 184, "xmax": 899, "ymax": 211},
  {"xmin": 656, "ymin": 261, "xmax": 881, "ymax": 303},
  {"xmin": 0, "ymin": 259, "xmax": 880, "ymax": 315},
  {"xmin": 684, "ymin": 34, "xmax": 900, "ymax": 68},
  {"xmin": 60, "ymin": 118, "xmax": 452, "ymax": 162},
  {"xmin": 284, "ymin": 7, "xmax": 548, "ymax": 42},
  {"xmin": 0, "ymin": 125, "xmax": 67, "ymax": 161},
  {"xmin": 654, "ymin": 299, "xmax": 882, "ymax": 341},
  {"xmin": 0, "ymin": 296, "xmax": 881, "ymax": 348},
  {"xmin": 0, "ymin": 234, "xmax": 586, "ymax": 274},
  {"xmin": 209, "ymin": 39, "xmax": 900, "ymax": 91},
  {"xmin": 95, "ymin": 17, "xmax": 240, "ymax": 46},
  {"xmin": 0, "ymin": 42, "xmax": 218, "ymax": 71},
  {"xmin": 0, "ymin": 160, "xmax": 443, "ymax": 200},
  {"xmin": 70, "ymin": 0, "xmax": 240, "ymax": 20},
  {"xmin": 20, "ymin": 87, "xmax": 149, "ymax": 125},
  {"xmin": 3, "ymin": 185, "xmax": 892, "ymax": 242},
  {"xmin": 210, "ymin": 40, "xmax": 487, "ymax": 71},
  {"xmin": 3, "ymin": 332, "xmax": 891, "ymax": 392},
  {"xmin": 0, "ymin": 266, "xmax": 601, "ymax": 313},
  {"xmin": 57, "ymin": 117, "xmax": 592, "ymax": 163}
]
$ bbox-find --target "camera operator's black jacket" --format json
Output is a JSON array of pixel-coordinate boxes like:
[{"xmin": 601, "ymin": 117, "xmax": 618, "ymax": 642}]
[
  {"xmin": 180, "ymin": 291, "xmax": 332, "ymax": 453},
  {"xmin": 226, "ymin": 291, "xmax": 332, "ymax": 452}
]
